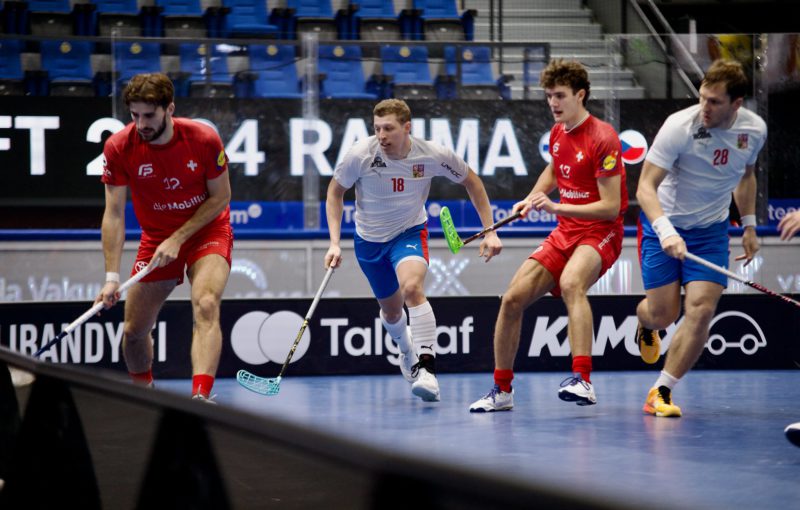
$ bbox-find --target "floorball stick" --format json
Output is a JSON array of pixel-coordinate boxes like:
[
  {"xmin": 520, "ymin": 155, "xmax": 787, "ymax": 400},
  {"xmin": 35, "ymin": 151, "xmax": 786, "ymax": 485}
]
[
  {"xmin": 439, "ymin": 206, "xmax": 523, "ymax": 254},
  {"xmin": 237, "ymin": 266, "xmax": 335, "ymax": 396},
  {"xmin": 34, "ymin": 264, "xmax": 154, "ymax": 357},
  {"xmin": 684, "ymin": 252, "xmax": 800, "ymax": 308}
]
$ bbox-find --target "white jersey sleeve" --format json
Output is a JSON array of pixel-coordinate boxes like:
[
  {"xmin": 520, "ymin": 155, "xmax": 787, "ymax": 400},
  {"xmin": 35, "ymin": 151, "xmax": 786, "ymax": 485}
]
[
  {"xmin": 645, "ymin": 104, "xmax": 767, "ymax": 229},
  {"xmin": 333, "ymin": 136, "xmax": 469, "ymax": 242}
]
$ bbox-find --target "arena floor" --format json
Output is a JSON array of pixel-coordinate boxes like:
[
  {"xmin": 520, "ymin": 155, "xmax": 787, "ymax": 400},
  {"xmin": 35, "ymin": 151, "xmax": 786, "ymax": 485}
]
[{"xmin": 155, "ymin": 370, "xmax": 800, "ymax": 509}]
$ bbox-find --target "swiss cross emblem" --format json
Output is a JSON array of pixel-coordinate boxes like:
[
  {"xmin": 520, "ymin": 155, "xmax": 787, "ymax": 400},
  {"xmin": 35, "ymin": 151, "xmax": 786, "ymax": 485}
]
[{"xmin": 187, "ymin": 160, "xmax": 198, "ymax": 172}]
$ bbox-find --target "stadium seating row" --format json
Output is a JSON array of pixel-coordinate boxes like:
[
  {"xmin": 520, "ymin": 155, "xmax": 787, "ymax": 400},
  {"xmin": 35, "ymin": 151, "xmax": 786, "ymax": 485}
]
[
  {"xmin": 0, "ymin": 39, "xmax": 519, "ymax": 99},
  {"xmin": 1, "ymin": 0, "xmax": 475, "ymax": 41}
]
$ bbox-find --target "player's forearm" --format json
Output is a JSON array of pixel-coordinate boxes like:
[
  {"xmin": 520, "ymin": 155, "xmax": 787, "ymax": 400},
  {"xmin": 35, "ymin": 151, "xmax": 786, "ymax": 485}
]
[
  {"xmin": 636, "ymin": 183, "xmax": 666, "ymax": 224},
  {"xmin": 463, "ymin": 175, "xmax": 496, "ymax": 229},
  {"xmin": 555, "ymin": 199, "xmax": 620, "ymax": 221},
  {"xmin": 170, "ymin": 195, "xmax": 229, "ymax": 245},
  {"xmin": 733, "ymin": 172, "xmax": 757, "ymax": 217},
  {"xmin": 101, "ymin": 210, "xmax": 125, "ymax": 273},
  {"xmin": 326, "ymin": 197, "xmax": 344, "ymax": 244}
]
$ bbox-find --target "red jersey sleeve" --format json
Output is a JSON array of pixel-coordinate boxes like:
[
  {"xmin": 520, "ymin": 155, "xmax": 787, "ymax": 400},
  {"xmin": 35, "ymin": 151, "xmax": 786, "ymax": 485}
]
[{"xmin": 592, "ymin": 125, "xmax": 624, "ymax": 179}]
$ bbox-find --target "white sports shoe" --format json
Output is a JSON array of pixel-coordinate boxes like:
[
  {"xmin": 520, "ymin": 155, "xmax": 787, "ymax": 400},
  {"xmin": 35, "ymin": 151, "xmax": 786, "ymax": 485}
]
[
  {"xmin": 192, "ymin": 393, "xmax": 218, "ymax": 405},
  {"xmin": 398, "ymin": 326, "xmax": 418, "ymax": 382},
  {"xmin": 558, "ymin": 374, "xmax": 596, "ymax": 406},
  {"xmin": 410, "ymin": 355, "xmax": 440, "ymax": 402},
  {"xmin": 469, "ymin": 385, "xmax": 514, "ymax": 412}
]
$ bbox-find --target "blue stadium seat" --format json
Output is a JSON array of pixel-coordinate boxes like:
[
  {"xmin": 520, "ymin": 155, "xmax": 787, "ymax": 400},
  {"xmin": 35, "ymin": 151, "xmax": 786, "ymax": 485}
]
[
  {"xmin": 40, "ymin": 40, "xmax": 96, "ymax": 96},
  {"xmin": 244, "ymin": 44, "xmax": 303, "ymax": 98},
  {"xmin": 282, "ymin": 0, "xmax": 347, "ymax": 40},
  {"xmin": 177, "ymin": 43, "xmax": 235, "ymax": 98},
  {"xmin": 440, "ymin": 45, "xmax": 510, "ymax": 99},
  {"xmin": 318, "ymin": 44, "xmax": 377, "ymax": 99},
  {"xmin": 412, "ymin": 0, "xmax": 475, "ymax": 41},
  {"xmin": 114, "ymin": 41, "xmax": 161, "ymax": 87},
  {"xmin": 1, "ymin": 1, "xmax": 29, "ymax": 34},
  {"xmin": 92, "ymin": 0, "xmax": 144, "ymax": 36},
  {"xmin": 220, "ymin": 0, "xmax": 280, "ymax": 38},
  {"xmin": 27, "ymin": 0, "xmax": 90, "ymax": 36},
  {"xmin": 0, "ymin": 39, "xmax": 25, "ymax": 95},
  {"xmin": 378, "ymin": 44, "xmax": 436, "ymax": 99},
  {"xmin": 523, "ymin": 44, "xmax": 550, "ymax": 100},
  {"xmin": 349, "ymin": 0, "xmax": 401, "ymax": 41},
  {"xmin": 154, "ymin": 0, "xmax": 209, "ymax": 38}
]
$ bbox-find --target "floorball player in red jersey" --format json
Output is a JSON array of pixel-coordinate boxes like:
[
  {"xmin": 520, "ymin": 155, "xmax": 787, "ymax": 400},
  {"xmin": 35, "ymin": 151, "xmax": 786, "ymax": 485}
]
[
  {"xmin": 96, "ymin": 73, "xmax": 233, "ymax": 402},
  {"xmin": 470, "ymin": 59, "xmax": 627, "ymax": 412}
]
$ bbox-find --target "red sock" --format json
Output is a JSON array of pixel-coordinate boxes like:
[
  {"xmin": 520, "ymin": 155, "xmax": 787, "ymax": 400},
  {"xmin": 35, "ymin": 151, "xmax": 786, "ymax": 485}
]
[
  {"xmin": 192, "ymin": 374, "xmax": 215, "ymax": 398},
  {"xmin": 130, "ymin": 369, "xmax": 153, "ymax": 386},
  {"xmin": 494, "ymin": 369, "xmax": 514, "ymax": 393},
  {"xmin": 572, "ymin": 356, "xmax": 592, "ymax": 384}
]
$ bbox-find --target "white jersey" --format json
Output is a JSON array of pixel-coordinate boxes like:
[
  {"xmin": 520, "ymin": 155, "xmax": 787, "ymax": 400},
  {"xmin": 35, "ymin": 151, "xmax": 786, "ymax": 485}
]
[
  {"xmin": 646, "ymin": 104, "xmax": 767, "ymax": 229},
  {"xmin": 334, "ymin": 135, "xmax": 468, "ymax": 242}
]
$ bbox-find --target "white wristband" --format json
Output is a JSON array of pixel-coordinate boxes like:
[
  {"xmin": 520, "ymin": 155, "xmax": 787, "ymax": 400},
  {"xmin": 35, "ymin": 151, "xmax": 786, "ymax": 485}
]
[
  {"xmin": 741, "ymin": 215, "xmax": 757, "ymax": 228},
  {"xmin": 105, "ymin": 272, "xmax": 120, "ymax": 283},
  {"xmin": 651, "ymin": 216, "xmax": 679, "ymax": 244}
]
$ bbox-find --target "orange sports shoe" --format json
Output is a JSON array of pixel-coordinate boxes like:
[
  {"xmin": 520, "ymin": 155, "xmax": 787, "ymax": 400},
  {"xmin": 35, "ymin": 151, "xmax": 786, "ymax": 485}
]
[
  {"xmin": 643, "ymin": 386, "xmax": 682, "ymax": 417},
  {"xmin": 637, "ymin": 323, "xmax": 661, "ymax": 364}
]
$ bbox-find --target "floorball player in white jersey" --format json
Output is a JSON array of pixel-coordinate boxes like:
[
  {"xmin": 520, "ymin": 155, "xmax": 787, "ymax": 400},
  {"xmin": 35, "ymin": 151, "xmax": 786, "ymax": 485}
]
[
  {"xmin": 635, "ymin": 59, "xmax": 767, "ymax": 417},
  {"xmin": 325, "ymin": 99, "xmax": 503, "ymax": 402}
]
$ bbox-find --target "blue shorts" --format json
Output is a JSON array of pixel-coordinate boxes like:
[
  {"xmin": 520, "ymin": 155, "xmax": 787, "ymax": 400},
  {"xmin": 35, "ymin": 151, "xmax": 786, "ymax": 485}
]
[
  {"xmin": 638, "ymin": 212, "xmax": 729, "ymax": 290},
  {"xmin": 354, "ymin": 223, "xmax": 429, "ymax": 299}
]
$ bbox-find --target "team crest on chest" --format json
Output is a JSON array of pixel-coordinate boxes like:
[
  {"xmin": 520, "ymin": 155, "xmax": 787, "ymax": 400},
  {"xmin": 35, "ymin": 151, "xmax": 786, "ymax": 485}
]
[
  {"xmin": 737, "ymin": 133, "xmax": 748, "ymax": 149},
  {"xmin": 412, "ymin": 164, "xmax": 425, "ymax": 178},
  {"xmin": 576, "ymin": 151, "xmax": 584, "ymax": 162}
]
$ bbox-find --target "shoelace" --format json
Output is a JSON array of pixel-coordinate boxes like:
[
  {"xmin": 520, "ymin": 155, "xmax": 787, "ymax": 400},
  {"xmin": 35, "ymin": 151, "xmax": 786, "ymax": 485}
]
[
  {"xmin": 559, "ymin": 375, "xmax": 590, "ymax": 391},
  {"xmin": 484, "ymin": 385, "xmax": 503, "ymax": 401},
  {"xmin": 410, "ymin": 355, "xmax": 435, "ymax": 378}
]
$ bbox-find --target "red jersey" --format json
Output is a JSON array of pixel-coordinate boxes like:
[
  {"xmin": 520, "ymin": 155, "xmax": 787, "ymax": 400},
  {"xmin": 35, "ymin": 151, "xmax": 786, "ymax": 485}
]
[
  {"xmin": 101, "ymin": 117, "xmax": 231, "ymax": 238},
  {"xmin": 548, "ymin": 114, "xmax": 627, "ymax": 233}
]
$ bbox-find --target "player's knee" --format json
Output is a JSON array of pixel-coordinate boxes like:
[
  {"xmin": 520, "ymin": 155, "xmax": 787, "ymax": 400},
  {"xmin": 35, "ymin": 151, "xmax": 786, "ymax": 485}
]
[
  {"xmin": 683, "ymin": 298, "xmax": 716, "ymax": 324},
  {"xmin": 558, "ymin": 274, "xmax": 588, "ymax": 302},
  {"xmin": 123, "ymin": 325, "xmax": 150, "ymax": 345},
  {"xmin": 400, "ymin": 280, "xmax": 425, "ymax": 302},
  {"xmin": 499, "ymin": 291, "xmax": 526, "ymax": 316},
  {"xmin": 647, "ymin": 301, "xmax": 681, "ymax": 327},
  {"xmin": 193, "ymin": 293, "xmax": 220, "ymax": 323}
]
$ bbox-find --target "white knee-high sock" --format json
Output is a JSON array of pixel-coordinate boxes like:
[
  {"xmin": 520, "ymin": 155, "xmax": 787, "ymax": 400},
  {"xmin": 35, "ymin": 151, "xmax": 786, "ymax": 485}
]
[
  {"xmin": 380, "ymin": 309, "xmax": 411, "ymax": 353},
  {"xmin": 654, "ymin": 370, "xmax": 679, "ymax": 390},
  {"xmin": 408, "ymin": 301, "xmax": 436, "ymax": 357}
]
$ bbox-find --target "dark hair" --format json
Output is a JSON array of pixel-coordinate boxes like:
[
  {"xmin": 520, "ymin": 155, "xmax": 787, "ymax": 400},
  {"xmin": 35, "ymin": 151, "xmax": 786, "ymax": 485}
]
[
  {"xmin": 702, "ymin": 59, "xmax": 748, "ymax": 100},
  {"xmin": 373, "ymin": 99, "xmax": 411, "ymax": 124},
  {"xmin": 540, "ymin": 59, "xmax": 591, "ymax": 106},
  {"xmin": 123, "ymin": 73, "xmax": 174, "ymax": 108}
]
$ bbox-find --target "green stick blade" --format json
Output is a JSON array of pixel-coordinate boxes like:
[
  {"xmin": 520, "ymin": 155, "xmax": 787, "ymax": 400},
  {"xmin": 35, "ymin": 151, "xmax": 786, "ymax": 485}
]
[{"xmin": 439, "ymin": 206, "xmax": 464, "ymax": 254}]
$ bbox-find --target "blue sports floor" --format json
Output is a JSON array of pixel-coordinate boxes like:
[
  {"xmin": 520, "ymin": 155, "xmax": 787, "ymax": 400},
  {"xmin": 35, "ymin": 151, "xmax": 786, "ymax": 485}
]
[{"xmin": 159, "ymin": 370, "xmax": 800, "ymax": 510}]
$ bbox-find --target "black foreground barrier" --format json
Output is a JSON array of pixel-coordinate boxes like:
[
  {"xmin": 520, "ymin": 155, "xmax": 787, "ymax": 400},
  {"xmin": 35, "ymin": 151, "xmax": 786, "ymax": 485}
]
[{"xmin": 0, "ymin": 347, "xmax": 649, "ymax": 510}]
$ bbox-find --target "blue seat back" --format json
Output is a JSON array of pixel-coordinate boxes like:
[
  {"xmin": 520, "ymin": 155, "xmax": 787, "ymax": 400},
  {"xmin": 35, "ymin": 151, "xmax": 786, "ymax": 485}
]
[
  {"xmin": 381, "ymin": 45, "xmax": 430, "ymax": 84},
  {"xmin": 352, "ymin": 0, "xmax": 395, "ymax": 18},
  {"xmin": 114, "ymin": 42, "xmax": 161, "ymax": 82},
  {"xmin": 40, "ymin": 40, "xmax": 93, "ymax": 80},
  {"xmin": 0, "ymin": 39, "xmax": 23, "ymax": 80},
  {"xmin": 248, "ymin": 44, "xmax": 301, "ymax": 97},
  {"xmin": 318, "ymin": 44, "xmax": 375, "ymax": 98},
  {"xmin": 179, "ymin": 43, "xmax": 231, "ymax": 83},
  {"xmin": 285, "ymin": 0, "xmax": 333, "ymax": 17},
  {"xmin": 28, "ymin": 0, "xmax": 72, "ymax": 13},
  {"xmin": 413, "ymin": 0, "xmax": 458, "ymax": 19},
  {"xmin": 94, "ymin": 0, "xmax": 139, "ymax": 14},
  {"xmin": 221, "ymin": 0, "xmax": 279, "ymax": 35},
  {"xmin": 156, "ymin": 0, "xmax": 203, "ymax": 16},
  {"xmin": 444, "ymin": 45, "xmax": 493, "ymax": 85}
]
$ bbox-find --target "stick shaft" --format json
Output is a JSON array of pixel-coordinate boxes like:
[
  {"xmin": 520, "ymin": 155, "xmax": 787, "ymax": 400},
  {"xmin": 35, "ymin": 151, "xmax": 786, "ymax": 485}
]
[
  {"xmin": 461, "ymin": 211, "xmax": 523, "ymax": 246},
  {"xmin": 34, "ymin": 264, "xmax": 153, "ymax": 357},
  {"xmin": 275, "ymin": 266, "xmax": 335, "ymax": 378},
  {"xmin": 684, "ymin": 252, "xmax": 800, "ymax": 308}
]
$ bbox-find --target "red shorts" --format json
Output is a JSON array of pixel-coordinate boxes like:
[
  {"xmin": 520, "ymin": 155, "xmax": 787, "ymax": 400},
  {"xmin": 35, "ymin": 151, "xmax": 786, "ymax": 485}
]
[
  {"xmin": 133, "ymin": 220, "xmax": 233, "ymax": 285},
  {"xmin": 530, "ymin": 223, "xmax": 623, "ymax": 297}
]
